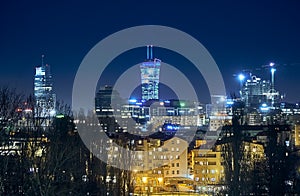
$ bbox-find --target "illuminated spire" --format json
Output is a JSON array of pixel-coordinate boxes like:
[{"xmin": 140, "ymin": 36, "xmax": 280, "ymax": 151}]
[{"xmin": 146, "ymin": 45, "xmax": 154, "ymax": 60}]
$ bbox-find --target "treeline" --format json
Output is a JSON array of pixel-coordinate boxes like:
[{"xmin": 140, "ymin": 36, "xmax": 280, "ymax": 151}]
[{"xmin": 0, "ymin": 86, "xmax": 133, "ymax": 196}]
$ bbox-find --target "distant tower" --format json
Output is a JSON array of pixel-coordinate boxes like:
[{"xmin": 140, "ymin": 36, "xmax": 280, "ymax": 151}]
[
  {"xmin": 240, "ymin": 75, "xmax": 271, "ymax": 108},
  {"xmin": 140, "ymin": 45, "xmax": 161, "ymax": 100},
  {"xmin": 34, "ymin": 55, "xmax": 56, "ymax": 117},
  {"xmin": 95, "ymin": 85, "xmax": 122, "ymax": 117}
]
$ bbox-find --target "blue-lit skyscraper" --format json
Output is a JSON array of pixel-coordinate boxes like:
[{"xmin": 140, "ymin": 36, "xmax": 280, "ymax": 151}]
[
  {"xmin": 34, "ymin": 55, "xmax": 56, "ymax": 117},
  {"xmin": 140, "ymin": 45, "xmax": 161, "ymax": 101},
  {"xmin": 240, "ymin": 75, "xmax": 271, "ymax": 108}
]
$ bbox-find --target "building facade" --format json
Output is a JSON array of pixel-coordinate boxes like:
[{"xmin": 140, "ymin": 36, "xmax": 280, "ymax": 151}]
[
  {"xmin": 140, "ymin": 45, "xmax": 161, "ymax": 101},
  {"xmin": 34, "ymin": 57, "xmax": 56, "ymax": 118},
  {"xmin": 240, "ymin": 75, "xmax": 271, "ymax": 108}
]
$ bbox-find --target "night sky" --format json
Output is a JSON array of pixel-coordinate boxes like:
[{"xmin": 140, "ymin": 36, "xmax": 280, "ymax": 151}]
[{"xmin": 1, "ymin": 1, "xmax": 300, "ymax": 104}]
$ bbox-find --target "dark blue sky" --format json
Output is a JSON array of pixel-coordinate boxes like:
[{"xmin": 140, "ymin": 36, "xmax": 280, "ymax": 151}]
[{"xmin": 0, "ymin": 0, "xmax": 300, "ymax": 104}]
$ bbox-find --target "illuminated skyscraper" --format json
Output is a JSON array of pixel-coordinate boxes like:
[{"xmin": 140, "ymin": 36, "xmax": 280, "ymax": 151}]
[
  {"xmin": 34, "ymin": 55, "xmax": 56, "ymax": 117},
  {"xmin": 140, "ymin": 45, "xmax": 161, "ymax": 101},
  {"xmin": 240, "ymin": 75, "xmax": 271, "ymax": 108}
]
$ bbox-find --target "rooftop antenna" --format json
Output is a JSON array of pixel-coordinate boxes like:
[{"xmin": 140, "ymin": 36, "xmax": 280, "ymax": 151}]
[{"xmin": 41, "ymin": 54, "xmax": 45, "ymax": 67}]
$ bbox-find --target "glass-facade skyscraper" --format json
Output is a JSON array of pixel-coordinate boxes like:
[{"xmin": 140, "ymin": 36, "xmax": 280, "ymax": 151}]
[
  {"xmin": 34, "ymin": 56, "xmax": 56, "ymax": 117},
  {"xmin": 240, "ymin": 75, "xmax": 271, "ymax": 108},
  {"xmin": 140, "ymin": 45, "xmax": 161, "ymax": 101}
]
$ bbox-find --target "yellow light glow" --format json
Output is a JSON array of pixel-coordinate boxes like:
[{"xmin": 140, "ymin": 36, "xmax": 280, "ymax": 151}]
[
  {"xmin": 157, "ymin": 177, "xmax": 163, "ymax": 183},
  {"xmin": 142, "ymin": 177, "xmax": 147, "ymax": 183}
]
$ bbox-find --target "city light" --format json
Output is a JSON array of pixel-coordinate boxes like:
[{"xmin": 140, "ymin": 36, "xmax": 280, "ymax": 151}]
[
  {"xmin": 129, "ymin": 99, "xmax": 137, "ymax": 103},
  {"xmin": 56, "ymin": 114, "xmax": 65, "ymax": 118},
  {"xmin": 238, "ymin": 73, "xmax": 245, "ymax": 81},
  {"xmin": 260, "ymin": 103, "xmax": 270, "ymax": 112},
  {"xmin": 271, "ymin": 68, "xmax": 276, "ymax": 74},
  {"xmin": 157, "ymin": 177, "xmax": 163, "ymax": 183},
  {"xmin": 142, "ymin": 177, "xmax": 148, "ymax": 183}
]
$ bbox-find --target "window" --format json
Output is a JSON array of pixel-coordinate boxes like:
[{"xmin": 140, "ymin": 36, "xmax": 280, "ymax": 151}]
[
  {"xmin": 208, "ymin": 161, "xmax": 216, "ymax": 165},
  {"xmin": 172, "ymin": 171, "xmax": 175, "ymax": 174},
  {"xmin": 177, "ymin": 170, "xmax": 179, "ymax": 174},
  {"xmin": 172, "ymin": 163, "xmax": 175, "ymax": 167},
  {"xmin": 176, "ymin": 163, "xmax": 179, "ymax": 167},
  {"xmin": 206, "ymin": 154, "xmax": 217, "ymax": 158}
]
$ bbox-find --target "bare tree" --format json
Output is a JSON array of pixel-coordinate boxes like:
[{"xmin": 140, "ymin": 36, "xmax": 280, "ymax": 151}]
[{"xmin": 0, "ymin": 86, "xmax": 24, "ymax": 195}]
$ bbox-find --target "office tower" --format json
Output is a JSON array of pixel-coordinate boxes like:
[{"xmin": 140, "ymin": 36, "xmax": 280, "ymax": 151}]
[
  {"xmin": 240, "ymin": 75, "xmax": 271, "ymax": 108},
  {"xmin": 140, "ymin": 45, "xmax": 161, "ymax": 101},
  {"xmin": 95, "ymin": 85, "xmax": 123, "ymax": 117},
  {"xmin": 34, "ymin": 55, "xmax": 56, "ymax": 117}
]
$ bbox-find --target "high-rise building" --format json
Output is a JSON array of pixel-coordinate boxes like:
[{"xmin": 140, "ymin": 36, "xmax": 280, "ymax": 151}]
[
  {"xmin": 34, "ymin": 55, "xmax": 56, "ymax": 117},
  {"xmin": 95, "ymin": 85, "xmax": 123, "ymax": 117},
  {"xmin": 140, "ymin": 45, "xmax": 161, "ymax": 101},
  {"xmin": 240, "ymin": 75, "xmax": 271, "ymax": 108}
]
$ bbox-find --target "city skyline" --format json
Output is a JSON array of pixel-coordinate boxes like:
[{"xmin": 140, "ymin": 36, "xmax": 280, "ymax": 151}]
[
  {"xmin": 1, "ymin": 2, "xmax": 300, "ymax": 195},
  {"xmin": 0, "ymin": 1, "xmax": 300, "ymax": 104}
]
